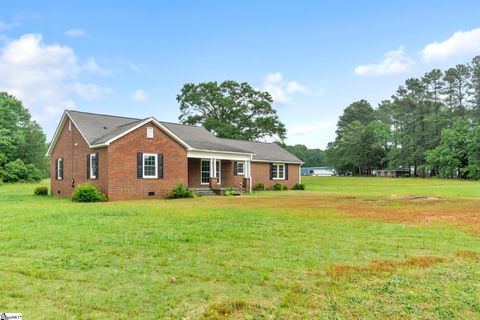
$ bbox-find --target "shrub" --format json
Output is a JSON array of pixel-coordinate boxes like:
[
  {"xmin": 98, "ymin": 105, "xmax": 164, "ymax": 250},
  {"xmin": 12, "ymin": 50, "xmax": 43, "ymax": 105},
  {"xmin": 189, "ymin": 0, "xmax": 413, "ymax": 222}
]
[
  {"xmin": 293, "ymin": 183, "xmax": 306, "ymax": 190},
  {"xmin": 282, "ymin": 185, "xmax": 288, "ymax": 190},
  {"xmin": 72, "ymin": 184, "xmax": 107, "ymax": 202},
  {"xmin": 0, "ymin": 159, "xmax": 43, "ymax": 182},
  {"xmin": 253, "ymin": 182, "xmax": 265, "ymax": 191},
  {"xmin": 166, "ymin": 182, "xmax": 194, "ymax": 199},
  {"xmin": 34, "ymin": 186, "xmax": 48, "ymax": 196},
  {"xmin": 223, "ymin": 188, "xmax": 234, "ymax": 196},
  {"xmin": 272, "ymin": 182, "xmax": 283, "ymax": 191}
]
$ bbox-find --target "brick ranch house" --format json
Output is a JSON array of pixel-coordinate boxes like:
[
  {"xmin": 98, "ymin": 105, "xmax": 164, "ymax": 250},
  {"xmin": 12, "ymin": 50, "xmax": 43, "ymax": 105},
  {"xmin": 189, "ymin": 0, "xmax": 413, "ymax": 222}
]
[{"xmin": 46, "ymin": 110, "xmax": 303, "ymax": 201}]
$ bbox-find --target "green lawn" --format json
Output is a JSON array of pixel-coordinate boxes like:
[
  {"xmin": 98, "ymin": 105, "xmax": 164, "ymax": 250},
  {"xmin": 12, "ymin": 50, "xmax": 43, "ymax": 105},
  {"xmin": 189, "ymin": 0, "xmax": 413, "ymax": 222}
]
[{"xmin": 1, "ymin": 177, "xmax": 479, "ymax": 319}]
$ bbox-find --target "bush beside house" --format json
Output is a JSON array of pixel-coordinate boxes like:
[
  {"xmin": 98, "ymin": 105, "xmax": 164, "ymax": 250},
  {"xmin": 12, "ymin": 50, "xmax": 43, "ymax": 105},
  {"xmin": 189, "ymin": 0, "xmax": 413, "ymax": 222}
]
[{"xmin": 72, "ymin": 184, "xmax": 107, "ymax": 202}]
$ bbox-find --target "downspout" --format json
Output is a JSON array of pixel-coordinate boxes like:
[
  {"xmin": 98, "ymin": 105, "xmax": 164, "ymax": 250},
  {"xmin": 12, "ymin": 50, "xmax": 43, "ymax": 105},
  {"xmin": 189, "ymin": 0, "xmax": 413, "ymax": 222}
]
[{"xmin": 249, "ymin": 155, "xmax": 253, "ymax": 193}]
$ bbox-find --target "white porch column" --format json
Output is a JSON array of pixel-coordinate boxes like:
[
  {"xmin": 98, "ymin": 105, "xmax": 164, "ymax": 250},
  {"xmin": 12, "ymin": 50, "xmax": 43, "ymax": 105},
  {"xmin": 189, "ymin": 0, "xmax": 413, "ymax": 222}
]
[
  {"xmin": 210, "ymin": 158, "xmax": 217, "ymax": 178},
  {"xmin": 245, "ymin": 160, "xmax": 252, "ymax": 193}
]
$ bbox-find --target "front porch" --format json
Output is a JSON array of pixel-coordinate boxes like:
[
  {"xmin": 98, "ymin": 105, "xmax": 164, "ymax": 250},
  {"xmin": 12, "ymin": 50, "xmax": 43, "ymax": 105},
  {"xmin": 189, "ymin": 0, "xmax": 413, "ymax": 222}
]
[{"xmin": 187, "ymin": 156, "xmax": 252, "ymax": 193}]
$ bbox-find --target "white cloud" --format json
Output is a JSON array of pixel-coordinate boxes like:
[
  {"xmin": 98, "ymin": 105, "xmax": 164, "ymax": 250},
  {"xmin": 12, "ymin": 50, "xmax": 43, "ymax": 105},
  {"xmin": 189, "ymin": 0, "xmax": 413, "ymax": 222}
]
[
  {"xmin": 0, "ymin": 33, "xmax": 109, "ymax": 124},
  {"xmin": 421, "ymin": 28, "xmax": 480, "ymax": 63},
  {"xmin": 65, "ymin": 28, "xmax": 86, "ymax": 37},
  {"xmin": 286, "ymin": 81, "xmax": 309, "ymax": 94},
  {"xmin": 83, "ymin": 57, "xmax": 110, "ymax": 76},
  {"xmin": 263, "ymin": 72, "xmax": 309, "ymax": 104},
  {"xmin": 132, "ymin": 89, "xmax": 148, "ymax": 102},
  {"xmin": 73, "ymin": 82, "xmax": 112, "ymax": 101},
  {"xmin": 355, "ymin": 46, "xmax": 414, "ymax": 76}
]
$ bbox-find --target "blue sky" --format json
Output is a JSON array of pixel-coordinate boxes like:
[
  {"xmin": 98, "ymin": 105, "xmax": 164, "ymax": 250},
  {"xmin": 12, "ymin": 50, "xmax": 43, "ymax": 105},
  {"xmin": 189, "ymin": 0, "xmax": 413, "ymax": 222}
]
[{"xmin": 1, "ymin": 1, "xmax": 480, "ymax": 148}]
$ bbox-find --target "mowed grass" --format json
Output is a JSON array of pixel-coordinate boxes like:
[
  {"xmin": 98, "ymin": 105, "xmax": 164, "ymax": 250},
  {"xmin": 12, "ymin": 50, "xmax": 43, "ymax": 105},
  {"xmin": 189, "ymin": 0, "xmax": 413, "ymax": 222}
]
[{"xmin": 0, "ymin": 178, "xmax": 480, "ymax": 319}]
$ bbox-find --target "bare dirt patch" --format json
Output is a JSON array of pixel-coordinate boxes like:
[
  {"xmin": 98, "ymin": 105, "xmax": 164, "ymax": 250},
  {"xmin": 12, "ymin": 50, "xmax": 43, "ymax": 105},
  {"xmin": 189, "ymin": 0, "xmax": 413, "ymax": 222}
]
[
  {"xmin": 182, "ymin": 193, "xmax": 480, "ymax": 235},
  {"xmin": 389, "ymin": 195, "xmax": 443, "ymax": 202},
  {"xmin": 327, "ymin": 256, "xmax": 446, "ymax": 278}
]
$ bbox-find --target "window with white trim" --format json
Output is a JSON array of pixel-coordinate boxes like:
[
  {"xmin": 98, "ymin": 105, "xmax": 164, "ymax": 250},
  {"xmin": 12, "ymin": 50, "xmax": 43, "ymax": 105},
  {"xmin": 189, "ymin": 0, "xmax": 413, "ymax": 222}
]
[
  {"xmin": 143, "ymin": 153, "xmax": 157, "ymax": 178},
  {"xmin": 272, "ymin": 163, "xmax": 285, "ymax": 179},
  {"xmin": 147, "ymin": 127, "xmax": 154, "ymax": 138},
  {"xmin": 201, "ymin": 160, "xmax": 210, "ymax": 184},
  {"xmin": 90, "ymin": 153, "xmax": 97, "ymax": 179},
  {"xmin": 57, "ymin": 158, "xmax": 63, "ymax": 180},
  {"xmin": 236, "ymin": 162, "xmax": 244, "ymax": 175},
  {"xmin": 68, "ymin": 120, "xmax": 72, "ymax": 131}
]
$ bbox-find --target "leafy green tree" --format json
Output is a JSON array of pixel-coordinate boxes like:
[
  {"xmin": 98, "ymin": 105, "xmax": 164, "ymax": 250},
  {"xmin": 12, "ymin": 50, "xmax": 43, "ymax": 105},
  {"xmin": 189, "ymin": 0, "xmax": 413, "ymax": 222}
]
[
  {"xmin": 177, "ymin": 81, "xmax": 286, "ymax": 141},
  {"xmin": 470, "ymin": 56, "xmax": 480, "ymax": 122},
  {"xmin": 0, "ymin": 159, "xmax": 43, "ymax": 182},
  {"xmin": 0, "ymin": 92, "xmax": 48, "ymax": 181},
  {"xmin": 443, "ymin": 64, "xmax": 471, "ymax": 120},
  {"xmin": 425, "ymin": 120, "xmax": 470, "ymax": 178},
  {"xmin": 336, "ymin": 100, "xmax": 375, "ymax": 135}
]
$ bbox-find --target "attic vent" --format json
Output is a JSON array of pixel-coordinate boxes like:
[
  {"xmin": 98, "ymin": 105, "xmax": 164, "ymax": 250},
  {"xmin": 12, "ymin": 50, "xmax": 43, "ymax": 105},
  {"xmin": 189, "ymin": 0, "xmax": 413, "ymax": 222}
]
[{"xmin": 147, "ymin": 127, "xmax": 154, "ymax": 138}]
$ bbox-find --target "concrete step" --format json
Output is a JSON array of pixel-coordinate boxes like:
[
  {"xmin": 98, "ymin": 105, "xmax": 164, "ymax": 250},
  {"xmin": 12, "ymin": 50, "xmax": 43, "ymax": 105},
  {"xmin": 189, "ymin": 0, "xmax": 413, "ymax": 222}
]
[{"xmin": 194, "ymin": 188, "xmax": 217, "ymax": 196}]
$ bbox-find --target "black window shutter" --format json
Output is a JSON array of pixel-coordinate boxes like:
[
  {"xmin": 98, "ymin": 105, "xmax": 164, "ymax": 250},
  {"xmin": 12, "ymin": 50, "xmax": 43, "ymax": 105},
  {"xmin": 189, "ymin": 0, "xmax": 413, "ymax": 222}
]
[
  {"xmin": 87, "ymin": 154, "xmax": 90, "ymax": 179},
  {"xmin": 233, "ymin": 161, "xmax": 238, "ymax": 175},
  {"xmin": 95, "ymin": 152, "xmax": 99, "ymax": 179},
  {"xmin": 270, "ymin": 163, "xmax": 274, "ymax": 180},
  {"xmin": 55, "ymin": 159, "xmax": 58, "ymax": 180},
  {"xmin": 137, "ymin": 152, "xmax": 143, "ymax": 178},
  {"xmin": 59, "ymin": 158, "xmax": 63, "ymax": 179},
  {"xmin": 158, "ymin": 153, "xmax": 164, "ymax": 179},
  {"xmin": 285, "ymin": 164, "xmax": 289, "ymax": 180}
]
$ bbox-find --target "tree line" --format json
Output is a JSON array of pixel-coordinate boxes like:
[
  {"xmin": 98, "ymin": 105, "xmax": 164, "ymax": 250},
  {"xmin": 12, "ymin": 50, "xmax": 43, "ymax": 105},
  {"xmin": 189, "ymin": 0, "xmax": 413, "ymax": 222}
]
[
  {"xmin": 0, "ymin": 92, "xmax": 48, "ymax": 182},
  {"xmin": 326, "ymin": 55, "xmax": 480, "ymax": 178}
]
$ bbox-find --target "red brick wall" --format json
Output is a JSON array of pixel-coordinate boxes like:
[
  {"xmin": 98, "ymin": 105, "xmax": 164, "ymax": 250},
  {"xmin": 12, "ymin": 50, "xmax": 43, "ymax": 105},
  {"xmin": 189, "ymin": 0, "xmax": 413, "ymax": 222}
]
[
  {"xmin": 50, "ymin": 118, "xmax": 108, "ymax": 197},
  {"xmin": 107, "ymin": 121, "xmax": 188, "ymax": 200},
  {"xmin": 251, "ymin": 162, "xmax": 300, "ymax": 189},
  {"xmin": 187, "ymin": 158, "xmax": 203, "ymax": 188}
]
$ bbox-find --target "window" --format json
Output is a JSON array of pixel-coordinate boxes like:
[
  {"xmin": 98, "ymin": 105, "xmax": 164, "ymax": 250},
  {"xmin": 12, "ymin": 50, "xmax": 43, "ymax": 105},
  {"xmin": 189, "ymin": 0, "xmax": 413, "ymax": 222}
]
[
  {"xmin": 272, "ymin": 163, "xmax": 285, "ymax": 180},
  {"xmin": 57, "ymin": 158, "xmax": 63, "ymax": 180},
  {"xmin": 216, "ymin": 160, "xmax": 221, "ymax": 184},
  {"xmin": 68, "ymin": 120, "xmax": 72, "ymax": 131},
  {"xmin": 147, "ymin": 127, "xmax": 154, "ymax": 139},
  {"xmin": 201, "ymin": 160, "xmax": 210, "ymax": 184},
  {"xmin": 90, "ymin": 153, "xmax": 97, "ymax": 179},
  {"xmin": 143, "ymin": 153, "xmax": 157, "ymax": 178},
  {"xmin": 236, "ymin": 162, "xmax": 244, "ymax": 175}
]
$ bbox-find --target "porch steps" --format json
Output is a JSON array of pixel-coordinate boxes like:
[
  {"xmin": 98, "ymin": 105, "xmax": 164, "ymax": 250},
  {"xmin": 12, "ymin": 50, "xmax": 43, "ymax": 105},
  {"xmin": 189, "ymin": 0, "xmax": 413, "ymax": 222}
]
[{"xmin": 194, "ymin": 188, "xmax": 217, "ymax": 196}]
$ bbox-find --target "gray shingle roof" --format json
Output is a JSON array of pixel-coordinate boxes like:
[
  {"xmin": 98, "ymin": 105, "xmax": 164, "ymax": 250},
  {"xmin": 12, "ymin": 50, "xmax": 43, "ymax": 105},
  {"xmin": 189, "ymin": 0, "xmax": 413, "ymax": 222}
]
[
  {"xmin": 65, "ymin": 110, "xmax": 302, "ymax": 163},
  {"xmin": 159, "ymin": 122, "xmax": 252, "ymax": 153},
  {"xmin": 218, "ymin": 138, "xmax": 303, "ymax": 163},
  {"xmin": 68, "ymin": 110, "xmax": 143, "ymax": 145}
]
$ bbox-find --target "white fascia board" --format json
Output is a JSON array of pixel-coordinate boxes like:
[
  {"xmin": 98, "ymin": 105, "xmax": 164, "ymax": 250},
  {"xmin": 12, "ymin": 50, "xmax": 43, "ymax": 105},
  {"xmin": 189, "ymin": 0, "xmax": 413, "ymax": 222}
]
[
  {"xmin": 46, "ymin": 111, "xmax": 68, "ymax": 156},
  {"xmin": 46, "ymin": 111, "xmax": 93, "ymax": 156},
  {"xmin": 251, "ymin": 159, "xmax": 304, "ymax": 165},
  {"xmin": 90, "ymin": 117, "xmax": 192, "ymax": 150},
  {"xmin": 187, "ymin": 149, "xmax": 252, "ymax": 161}
]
